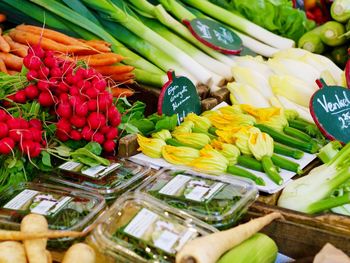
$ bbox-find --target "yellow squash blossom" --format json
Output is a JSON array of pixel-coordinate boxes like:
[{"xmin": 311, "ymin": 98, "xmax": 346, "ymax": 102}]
[
  {"xmin": 191, "ymin": 145, "xmax": 229, "ymax": 174},
  {"xmin": 173, "ymin": 132, "xmax": 211, "ymax": 149},
  {"xmin": 209, "ymin": 111, "xmax": 255, "ymax": 129},
  {"xmin": 218, "ymin": 105, "xmax": 243, "ymax": 115},
  {"xmin": 216, "ymin": 127, "xmax": 241, "ymax": 144},
  {"xmin": 152, "ymin": 129, "xmax": 172, "ymax": 141},
  {"xmin": 248, "ymin": 131, "xmax": 274, "ymax": 160},
  {"xmin": 137, "ymin": 134, "xmax": 165, "ymax": 158},
  {"xmin": 162, "ymin": 145, "xmax": 200, "ymax": 165},
  {"xmin": 234, "ymin": 126, "xmax": 260, "ymax": 155},
  {"xmin": 184, "ymin": 113, "xmax": 212, "ymax": 131},
  {"xmin": 172, "ymin": 120, "xmax": 194, "ymax": 135},
  {"xmin": 211, "ymin": 140, "xmax": 240, "ymax": 166}
]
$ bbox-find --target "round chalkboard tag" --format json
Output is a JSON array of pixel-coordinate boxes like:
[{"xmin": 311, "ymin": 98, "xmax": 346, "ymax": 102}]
[
  {"xmin": 158, "ymin": 71, "xmax": 201, "ymax": 124},
  {"xmin": 310, "ymin": 80, "xmax": 350, "ymax": 143},
  {"xmin": 183, "ymin": 18, "xmax": 242, "ymax": 55}
]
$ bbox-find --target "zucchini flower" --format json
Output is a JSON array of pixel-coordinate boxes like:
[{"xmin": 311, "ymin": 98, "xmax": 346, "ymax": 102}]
[
  {"xmin": 211, "ymin": 140, "xmax": 240, "ymax": 166},
  {"xmin": 208, "ymin": 111, "xmax": 255, "ymax": 130},
  {"xmin": 241, "ymin": 105, "xmax": 288, "ymax": 132},
  {"xmin": 216, "ymin": 127, "xmax": 241, "ymax": 144},
  {"xmin": 191, "ymin": 145, "xmax": 229, "ymax": 174},
  {"xmin": 172, "ymin": 132, "xmax": 211, "ymax": 150},
  {"xmin": 284, "ymin": 109, "xmax": 299, "ymax": 121},
  {"xmin": 184, "ymin": 113, "xmax": 212, "ymax": 131},
  {"xmin": 248, "ymin": 130, "xmax": 283, "ymax": 185},
  {"xmin": 137, "ymin": 134, "xmax": 166, "ymax": 158},
  {"xmin": 162, "ymin": 145, "xmax": 200, "ymax": 166},
  {"xmin": 218, "ymin": 105, "xmax": 243, "ymax": 115},
  {"xmin": 234, "ymin": 126, "xmax": 260, "ymax": 155},
  {"xmin": 172, "ymin": 120, "xmax": 194, "ymax": 135},
  {"xmin": 152, "ymin": 129, "xmax": 172, "ymax": 141}
]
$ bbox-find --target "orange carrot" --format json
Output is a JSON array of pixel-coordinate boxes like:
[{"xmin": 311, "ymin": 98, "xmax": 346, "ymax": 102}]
[
  {"xmin": 110, "ymin": 72, "xmax": 135, "ymax": 82},
  {"xmin": 0, "ymin": 58, "xmax": 7, "ymax": 73},
  {"xmin": 93, "ymin": 65, "xmax": 134, "ymax": 75},
  {"xmin": 76, "ymin": 53, "xmax": 124, "ymax": 66},
  {"xmin": 0, "ymin": 14, "xmax": 6, "ymax": 23},
  {"xmin": 3, "ymin": 35, "xmax": 28, "ymax": 57},
  {"xmin": 0, "ymin": 52, "xmax": 23, "ymax": 71},
  {"xmin": 9, "ymin": 29, "xmax": 90, "ymax": 54},
  {"xmin": 110, "ymin": 87, "xmax": 134, "ymax": 97},
  {"xmin": 80, "ymin": 41, "xmax": 111, "ymax": 53},
  {"xmin": 16, "ymin": 25, "xmax": 83, "ymax": 46},
  {"xmin": 0, "ymin": 35, "xmax": 10, "ymax": 53}
]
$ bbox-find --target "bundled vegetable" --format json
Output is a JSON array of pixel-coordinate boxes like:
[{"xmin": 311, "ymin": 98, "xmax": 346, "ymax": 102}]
[{"xmin": 278, "ymin": 141, "xmax": 350, "ymax": 214}]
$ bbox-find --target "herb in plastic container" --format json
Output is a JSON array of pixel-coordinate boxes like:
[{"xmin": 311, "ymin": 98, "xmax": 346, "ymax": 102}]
[
  {"xmin": 0, "ymin": 182, "xmax": 106, "ymax": 250},
  {"xmin": 88, "ymin": 193, "xmax": 217, "ymax": 263},
  {"xmin": 37, "ymin": 159, "xmax": 150, "ymax": 202},
  {"xmin": 136, "ymin": 168, "xmax": 258, "ymax": 229}
]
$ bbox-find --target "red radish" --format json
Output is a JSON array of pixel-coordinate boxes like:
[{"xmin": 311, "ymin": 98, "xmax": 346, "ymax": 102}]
[
  {"xmin": 59, "ymin": 93, "xmax": 69, "ymax": 102},
  {"xmin": 37, "ymin": 80, "xmax": 50, "ymax": 92},
  {"xmin": 87, "ymin": 112, "xmax": 106, "ymax": 129},
  {"xmin": 45, "ymin": 50, "xmax": 55, "ymax": 57},
  {"xmin": 29, "ymin": 127, "xmax": 42, "ymax": 142},
  {"xmin": 85, "ymin": 87, "xmax": 98, "ymax": 99},
  {"xmin": 29, "ymin": 119, "xmax": 42, "ymax": 130},
  {"xmin": 18, "ymin": 118, "xmax": 29, "ymax": 129},
  {"xmin": 75, "ymin": 103, "xmax": 88, "ymax": 117},
  {"xmin": 87, "ymin": 100, "xmax": 97, "ymax": 111},
  {"xmin": 65, "ymin": 73, "xmax": 75, "ymax": 85},
  {"xmin": 106, "ymin": 127, "xmax": 118, "ymax": 140},
  {"xmin": 92, "ymin": 132, "xmax": 104, "ymax": 144},
  {"xmin": 103, "ymin": 140, "xmax": 116, "ymax": 152},
  {"xmin": 25, "ymin": 85, "xmax": 39, "ymax": 100},
  {"xmin": 70, "ymin": 130, "xmax": 82, "ymax": 141},
  {"xmin": 72, "ymin": 73, "xmax": 83, "ymax": 84},
  {"xmin": 0, "ymin": 137, "xmax": 15, "ymax": 154},
  {"xmin": 28, "ymin": 142, "xmax": 41, "ymax": 158},
  {"xmin": 38, "ymin": 91, "xmax": 55, "ymax": 107},
  {"xmin": 110, "ymin": 116, "xmax": 121, "ymax": 127},
  {"xmin": 30, "ymin": 44, "xmax": 45, "ymax": 58},
  {"xmin": 56, "ymin": 102, "xmax": 72, "ymax": 119},
  {"xmin": 58, "ymin": 82, "xmax": 69, "ymax": 93},
  {"xmin": 70, "ymin": 115, "xmax": 86, "ymax": 128},
  {"xmin": 0, "ymin": 123, "xmax": 8, "ymax": 138},
  {"xmin": 50, "ymin": 67, "xmax": 62, "ymax": 78},
  {"xmin": 9, "ymin": 130, "xmax": 22, "ymax": 142},
  {"xmin": 93, "ymin": 79, "xmax": 107, "ymax": 91},
  {"xmin": 85, "ymin": 68, "xmax": 96, "ymax": 79},
  {"xmin": 81, "ymin": 126, "xmax": 93, "ymax": 141},
  {"xmin": 70, "ymin": 86, "xmax": 80, "ymax": 96},
  {"xmin": 56, "ymin": 119, "xmax": 72, "ymax": 133},
  {"xmin": 7, "ymin": 118, "xmax": 21, "ymax": 130},
  {"xmin": 37, "ymin": 66, "xmax": 50, "ymax": 79},
  {"xmin": 100, "ymin": 126, "xmax": 110, "ymax": 134},
  {"xmin": 22, "ymin": 130, "xmax": 33, "ymax": 141},
  {"xmin": 75, "ymin": 68, "xmax": 86, "ymax": 78},
  {"xmin": 44, "ymin": 56, "xmax": 58, "ymax": 68},
  {"xmin": 0, "ymin": 110, "xmax": 8, "ymax": 122},
  {"xmin": 56, "ymin": 130, "xmax": 69, "ymax": 142},
  {"xmin": 14, "ymin": 90, "xmax": 27, "ymax": 103},
  {"xmin": 23, "ymin": 55, "xmax": 41, "ymax": 70},
  {"xmin": 26, "ymin": 70, "xmax": 38, "ymax": 81}
]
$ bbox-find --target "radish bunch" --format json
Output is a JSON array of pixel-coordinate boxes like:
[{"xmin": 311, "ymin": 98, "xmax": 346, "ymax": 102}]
[
  {"xmin": 11, "ymin": 45, "xmax": 121, "ymax": 153},
  {"xmin": 0, "ymin": 109, "xmax": 44, "ymax": 158}
]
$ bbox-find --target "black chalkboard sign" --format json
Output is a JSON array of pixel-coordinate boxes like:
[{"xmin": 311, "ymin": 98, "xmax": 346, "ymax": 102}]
[
  {"xmin": 183, "ymin": 18, "xmax": 242, "ymax": 55},
  {"xmin": 310, "ymin": 79, "xmax": 350, "ymax": 143},
  {"xmin": 158, "ymin": 71, "xmax": 201, "ymax": 124}
]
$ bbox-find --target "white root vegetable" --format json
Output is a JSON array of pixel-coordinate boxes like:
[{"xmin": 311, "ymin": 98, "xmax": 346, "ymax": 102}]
[
  {"xmin": 176, "ymin": 212, "xmax": 282, "ymax": 263},
  {"xmin": 46, "ymin": 250, "xmax": 52, "ymax": 263},
  {"xmin": 0, "ymin": 230, "xmax": 83, "ymax": 241},
  {"xmin": 0, "ymin": 241, "xmax": 27, "ymax": 263},
  {"xmin": 62, "ymin": 243, "xmax": 96, "ymax": 263},
  {"xmin": 21, "ymin": 214, "xmax": 48, "ymax": 263}
]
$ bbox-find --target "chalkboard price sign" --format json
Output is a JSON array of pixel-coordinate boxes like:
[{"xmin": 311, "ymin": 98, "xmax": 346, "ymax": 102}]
[
  {"xmin": 183, "ymin": 18, "xmax": 242, "ymax": 55},
  {"xmin": 310, "ymin": 79, "xmax": 350, "ymax": 143},
  {"xmin": 158, "ymin": 71, "xmax": 201, "ymax": 124}
]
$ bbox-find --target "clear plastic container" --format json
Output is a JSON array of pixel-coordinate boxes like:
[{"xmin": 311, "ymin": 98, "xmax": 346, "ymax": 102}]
[
  {"xmin": 37, "ymin": 159, "xmax": 150, "ymax": 202},
  {"xmin": 87, "ymin": 192, "xmax": 217, "ymax": 263},
  {"xmin": 136, "ymin": 168, "xmax": 258, "ymax": 229},
  {"xmin": 0, "ymin": 182, "xmax": 106, "ymax": 250}
]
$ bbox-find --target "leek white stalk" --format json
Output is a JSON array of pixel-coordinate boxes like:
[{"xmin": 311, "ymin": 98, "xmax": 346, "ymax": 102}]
[
  {"xmin": 81, "ymin": 0, "xmax": 214, "ymax": 85},
  {"xmin": 180, "ymin": 0, "xmax": 295, "ymax": 49}
]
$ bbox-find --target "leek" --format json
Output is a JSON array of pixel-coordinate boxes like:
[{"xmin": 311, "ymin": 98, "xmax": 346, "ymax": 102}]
[
  {"xmin": 331, "ymin": 0, "xmax": 350, "ymax": 23},
  {"xmin": 298, "ymin": 26, "xmax": 325, "ymax": 54},
  {"xmin": 80, "ymin": 0, "xmax": 214, "ymax": 86},
  {"xmin": 278, "ymin": 142, "xmax": 350, "ymax": 214},
  {"xmin": 179, "ymin": 0, "xmax": 295, "ymax": 49},
  {"xmin": 320, "ymin": 21, "xmax": 347, "ymax": 47},
  {"xmin": 133, "ymin": 69, "xmax": 167, "ymax": 87}
]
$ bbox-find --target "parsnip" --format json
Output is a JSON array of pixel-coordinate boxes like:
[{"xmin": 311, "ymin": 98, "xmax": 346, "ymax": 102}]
[
  {"xmin": 0, "ymin": 230, "xmax": 83, "ymax": 241},
  {"xmin": 46, "ymin": 250, "xmax": 52, "ymax": 263},
  {"xmin": 62, "ymin": 243, "xmax": 96, "ymax": 263},
  {"xmin": 176, "ymin": 212, "xmax": 282, "ymax": 263},
  {"xmin": 21, "ymin": 214, "xmax": 48, "ymax": 263},
  {"xmin": 0, "ymin": 241, "xmax": 27, "ymax": 263}
]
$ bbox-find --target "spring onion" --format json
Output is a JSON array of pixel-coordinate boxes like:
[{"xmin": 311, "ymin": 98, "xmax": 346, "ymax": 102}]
[
  {"xmin": 298, "ymin": 26, "xmax": 325, "ymax": 54},
  {"xmin": 320, "ymin": 21, "xmax": 347, "ymax": 47},
  {"xmin": 331, "ymin": 0, "xmax": 350, "ymax": 23}
]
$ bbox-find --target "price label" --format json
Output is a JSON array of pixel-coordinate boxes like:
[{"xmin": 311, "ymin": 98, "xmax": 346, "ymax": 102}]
[
  {"xmin": 183, "ymin": 18, "xmax": 242, "ymax": 55},
  {"xmin": 310, "ymin": 79, "xmax": 350, "ymax": 143},
  {"xmin": 158, "ymin": 71, "xmax": 201, "ymax": 124}
]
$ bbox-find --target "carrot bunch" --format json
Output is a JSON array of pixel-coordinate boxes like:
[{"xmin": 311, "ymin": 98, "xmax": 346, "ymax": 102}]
[{"xmin": 4, "ymin": 24, "xmax": 135, "ymax": 90}]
